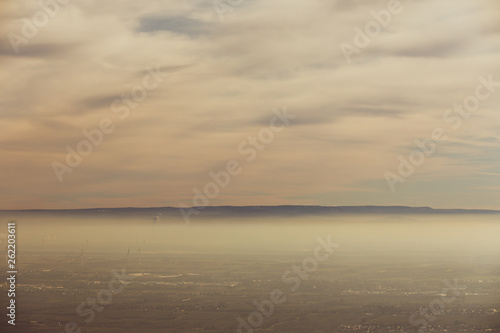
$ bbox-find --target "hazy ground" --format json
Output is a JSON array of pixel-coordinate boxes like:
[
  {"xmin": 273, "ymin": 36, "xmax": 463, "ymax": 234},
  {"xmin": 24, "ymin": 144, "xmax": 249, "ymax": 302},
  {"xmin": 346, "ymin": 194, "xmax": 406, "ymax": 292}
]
[{"xmin": 1, "ymin": 214, "xmax": 499, "ymax": 332}]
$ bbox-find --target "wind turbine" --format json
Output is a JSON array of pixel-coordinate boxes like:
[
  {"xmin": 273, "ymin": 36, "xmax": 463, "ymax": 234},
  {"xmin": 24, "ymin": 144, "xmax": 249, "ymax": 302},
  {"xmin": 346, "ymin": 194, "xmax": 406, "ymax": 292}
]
[
  {"xmin": 127, "ymin": 248, "xmax": 131, "ymax": 270},
  {"xmin": 138, "ymin": 244, "xmax": 142, "ymax": 266},
  {"xmin": 80, "ymin": 249, "xmax": 84, "ymax": 268},
  {"xmin": 153, "ymin": 213, "xmax": 161, "ymax": 224}
]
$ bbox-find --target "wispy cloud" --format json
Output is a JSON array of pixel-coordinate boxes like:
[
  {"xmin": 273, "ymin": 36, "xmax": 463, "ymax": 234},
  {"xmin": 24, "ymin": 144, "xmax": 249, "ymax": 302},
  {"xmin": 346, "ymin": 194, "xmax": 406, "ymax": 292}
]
[{"xmin": 0, "ymin": 0, "xmax": 499, "ymax": 209}]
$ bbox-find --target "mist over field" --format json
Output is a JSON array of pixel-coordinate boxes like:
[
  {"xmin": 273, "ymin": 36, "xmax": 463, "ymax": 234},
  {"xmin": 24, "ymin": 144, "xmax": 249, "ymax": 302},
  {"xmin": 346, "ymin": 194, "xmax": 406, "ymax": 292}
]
[
  {"xmin": 1, "ymin": 212, "xmax": 500, "ymax": 332},
  {"xmin": 7, "ymin": 213, "xmax": 500, "ymax": 256}
]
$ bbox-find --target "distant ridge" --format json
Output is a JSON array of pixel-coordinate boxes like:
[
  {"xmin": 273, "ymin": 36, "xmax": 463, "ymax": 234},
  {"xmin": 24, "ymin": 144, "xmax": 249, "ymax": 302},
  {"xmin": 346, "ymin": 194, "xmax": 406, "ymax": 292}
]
[{"xmin": 1, "ymin": 205, "xmax": 500, "ymax": 219}]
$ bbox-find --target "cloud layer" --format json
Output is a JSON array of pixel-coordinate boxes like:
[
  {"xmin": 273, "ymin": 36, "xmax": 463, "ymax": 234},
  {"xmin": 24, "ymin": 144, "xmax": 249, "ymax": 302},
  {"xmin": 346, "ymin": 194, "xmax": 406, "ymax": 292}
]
[{"xmin": 1, "ymin": 0, "xmax": 500, "ymax": 209}]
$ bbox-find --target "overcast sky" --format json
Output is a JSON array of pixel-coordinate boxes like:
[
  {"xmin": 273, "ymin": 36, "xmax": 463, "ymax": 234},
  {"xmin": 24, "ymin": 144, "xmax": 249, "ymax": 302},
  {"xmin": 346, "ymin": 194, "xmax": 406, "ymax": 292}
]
[{"xmin": 1, "ymin": 0, "xmax": 500, "ymax": 210}]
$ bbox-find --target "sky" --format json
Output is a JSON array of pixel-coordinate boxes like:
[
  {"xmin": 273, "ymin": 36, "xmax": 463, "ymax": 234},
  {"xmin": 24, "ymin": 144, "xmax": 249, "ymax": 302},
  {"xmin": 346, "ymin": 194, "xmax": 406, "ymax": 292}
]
[{"xmin": 0, "ymin": 0, "xmax": 500, "ymax": 210}]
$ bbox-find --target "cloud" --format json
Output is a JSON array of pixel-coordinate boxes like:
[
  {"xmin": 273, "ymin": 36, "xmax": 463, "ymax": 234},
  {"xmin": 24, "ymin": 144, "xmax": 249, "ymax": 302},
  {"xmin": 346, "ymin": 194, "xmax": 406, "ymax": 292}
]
[
  {"xmin": 0, "ymin": 0, "xmax": 499, "ymax": 209},
  {"xmin": 137, "ymin": 15, "xmax": 211, "ymax": 36}
]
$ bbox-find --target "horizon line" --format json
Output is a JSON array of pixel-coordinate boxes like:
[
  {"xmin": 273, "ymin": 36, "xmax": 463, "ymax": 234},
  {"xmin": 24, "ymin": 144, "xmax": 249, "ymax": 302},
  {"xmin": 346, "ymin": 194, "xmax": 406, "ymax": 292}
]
[{"xmin": 2, "ymin": 204, "xmax": 500, "ymax": 213}]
